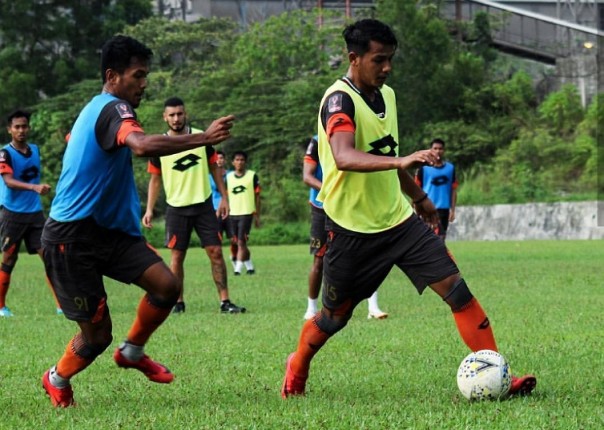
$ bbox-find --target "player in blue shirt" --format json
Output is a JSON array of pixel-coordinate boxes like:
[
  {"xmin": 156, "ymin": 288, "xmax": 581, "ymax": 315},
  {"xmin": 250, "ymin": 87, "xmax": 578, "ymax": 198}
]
[
  {"xmin": 40, "ymin": 35, "xmax": 235, "ymax": 408},
  {"xmin": 415, "ymin": 138, "xmax": 457, "ymax": 241},
  {"xmin": 0, "ymin": 110, "xmax": 62, "ymax": 317}
]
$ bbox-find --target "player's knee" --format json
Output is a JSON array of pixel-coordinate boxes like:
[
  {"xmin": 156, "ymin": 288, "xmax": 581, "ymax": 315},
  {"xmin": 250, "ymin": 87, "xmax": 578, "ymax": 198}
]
[
  {"xmin": 315, "ymin": 309, "xmax": 351, "ymax": 335},
  {"xmin": 442, "ymin": 278, "xmax": 474, "ymax": 311},
  {"xmin": 147, "ymin": 289, "xmax": 179, "ymax": 309}
]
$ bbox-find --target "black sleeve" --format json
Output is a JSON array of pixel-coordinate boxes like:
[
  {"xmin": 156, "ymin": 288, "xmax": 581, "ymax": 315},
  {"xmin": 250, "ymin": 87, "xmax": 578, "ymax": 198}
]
[
  {"xmin": 320, "ymin": 91, "xmax": 355, "ymax": 132},
  {"xmin": 95, "ymin": 100, "xmax": 139, "ymax": 151}
]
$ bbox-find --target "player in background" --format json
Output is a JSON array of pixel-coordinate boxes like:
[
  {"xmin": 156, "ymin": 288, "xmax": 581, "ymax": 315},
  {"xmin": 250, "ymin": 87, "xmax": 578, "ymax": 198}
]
[
  {"xmin": 40, "ymin": 35, "xmax": 235, "ymax": 407},
  {"xmin": 281, "ymin": 19, "xmax": 536, "ymax": 399},
  {"xmin": 142, "ymin": 97, "xmax": 246, "ymax": 314},
  {"xmin": 0, "ymin": 109, "xmax": 62, "ymax": 317},
  {"xmin": 226, "ymin": 151, "xmax": 260, "ymax": 275},
  {"xmin": 303, "ymin": 135, "xmax": 387, "ymax": 320},
  {"xmin": 415, "ymin": 138, "xmax": 457, "ymax": 241},
  {"xmin": 209, "ymin": 150, "xmax": 236, "ymax": 268}
]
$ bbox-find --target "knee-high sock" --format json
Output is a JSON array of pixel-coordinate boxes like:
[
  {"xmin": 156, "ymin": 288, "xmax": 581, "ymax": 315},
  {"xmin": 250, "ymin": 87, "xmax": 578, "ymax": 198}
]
[
  {"xmin": 291, "ymin": 318, "xmax": 330, "ymax": 377},
  {"xmin": 452, "ymin": 297, "xmax": 498, "ymax": 352},
  {"xmin": 0, "ymin": 270, "xmax": 11, "ymax": 308},
  {"xmin": 56, "ymin": 334, "xmax": 95, "ymax": 380},
  {"xmin": 126, "ymin": 294, "xmax": 172, "ymax": 346}
]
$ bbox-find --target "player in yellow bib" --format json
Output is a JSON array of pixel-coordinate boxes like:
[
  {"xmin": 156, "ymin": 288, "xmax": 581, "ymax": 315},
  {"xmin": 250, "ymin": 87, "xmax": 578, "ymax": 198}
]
[
  {"xmin": 225, "ymin": 151, "xmax": 260, "ymax": 275},
  {"xmin": 281, "ymin": 19, "xmax": 536, "ymax": 399},
  {"xmin": 142, "ymin": 97, "xmax": 246, "ymax": 314}
]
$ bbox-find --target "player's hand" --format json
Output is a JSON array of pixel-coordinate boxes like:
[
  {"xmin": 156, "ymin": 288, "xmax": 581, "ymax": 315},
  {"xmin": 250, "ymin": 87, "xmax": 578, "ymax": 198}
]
[
  {"xmin": 217, "ymin": 199, "xmax": 229, "ymax": 219},
  {"xmin": 398, "ymin": 149, "xmax": 439, "ymax": 170},
  {"xmin": 142, "ymin": 211, "xmax": 153, "ymax": 229},
  {"xmin": 35, "ymin": 183, "xmax": 51, "ymax": 195},
  {"xmin": 414, "ymin": 198, "xmax": 438, "ymax": 227},
  {"xmin": 254, "ymin": 215, "xmax": 261, "ymax": 229},
  {"xmin": 203, "ymin": 115, "xmax": 236, "ymax": 145},
  {"xmin": 449, "ymin": 208, "xmax": 456, "ymax": 223}
]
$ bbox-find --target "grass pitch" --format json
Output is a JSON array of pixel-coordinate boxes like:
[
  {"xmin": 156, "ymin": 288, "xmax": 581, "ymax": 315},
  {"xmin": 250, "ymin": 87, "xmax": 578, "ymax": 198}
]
[{"xmin": 0, "ymin": 240, "xmax": 602, "ymax": 429}]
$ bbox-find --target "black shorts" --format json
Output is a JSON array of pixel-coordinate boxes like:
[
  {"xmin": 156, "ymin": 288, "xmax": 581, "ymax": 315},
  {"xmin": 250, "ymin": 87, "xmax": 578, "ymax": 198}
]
[
  {"xmin": 43, "ymin": 226, "xmax": 163, "ymax": 322},
  {"xmin": 0, "ymin": 209, "xmax": 45, "ymax": 254},
  {"xmin": 229, "ymin": 215, "xmax": 253, "ymax": 243},
  {"xmin": 310, "ymin": 205, "xmax": 327, "ymax": 257},
  {"xmin": 436, "ymin": 209, "xmax": 450, "ymax": 236},
  {"xmin": 165, "ymin": 198, "xmax": 221, "ymax": 251},
  {"xmin": 322, "ymin": 214, "xmax": 459, "ymax": 310}
]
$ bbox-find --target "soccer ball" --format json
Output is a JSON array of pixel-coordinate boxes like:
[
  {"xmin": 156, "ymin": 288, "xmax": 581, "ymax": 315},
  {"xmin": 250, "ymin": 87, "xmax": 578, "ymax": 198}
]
[{"xmin": 456, "ymin": 349, "xmax": 512, "ymax": 401}]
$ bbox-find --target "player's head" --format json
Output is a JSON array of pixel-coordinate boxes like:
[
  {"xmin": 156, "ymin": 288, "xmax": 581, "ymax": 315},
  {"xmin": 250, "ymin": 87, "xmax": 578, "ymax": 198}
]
[
  {"xmin": 343, "ymin": 19, "xmax": 397, "ymax": 90},
  {"xmin": 343, "ymin": 19, "xmax": 398, "ymax": 56},
  {"xmin": 430, "ymin": 138, "xmax": 445, "ymax": 157},
  {"xmin": 216, "ymin": 150, "xmax": 226, "ymax": 167},
  {"xmin": 232, "ymin": 150, "xmax": 248, "ymax": 171},
  {"xmin": 6, "ymin": 109, "xmax": 31, "ymax": 144},
  {"xmin": 163, "ymin": 97, "xmax": 187, "ymax": 133},
  {"xmin": 100, "ymin": 35, "xmax": 153, "ymax": 108}
]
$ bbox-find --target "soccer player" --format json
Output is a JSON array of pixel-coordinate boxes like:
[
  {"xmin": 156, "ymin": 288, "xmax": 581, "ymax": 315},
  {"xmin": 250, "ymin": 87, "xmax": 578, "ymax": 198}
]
[
  {"xmin": 303, "ymin": 135, "xmax": 387, "ymax": 320},
  {"xmin": 40, "ymin": 35, "xmax": 235, "ymax": 407},
  {"xmin": 281, "ymin": 19, "xmax": 536, "ymax": 399},
  {"xmin": 209, "ymin": 150, "xmax": 236, "ymax": 266},
  {"xmin": 415, "ymin": 138, "xmax": 457, "ymax": 241},
  {"xmin": 142, "ymin": 97, "xmax": 246, "ymax": 314},
  {"xmin": 226, "ymin": 151, "xmax": 260, "ymax": 275},
  {"xmin": 0, "ymin": 109, "xmax": 62, "ymax": 317}
]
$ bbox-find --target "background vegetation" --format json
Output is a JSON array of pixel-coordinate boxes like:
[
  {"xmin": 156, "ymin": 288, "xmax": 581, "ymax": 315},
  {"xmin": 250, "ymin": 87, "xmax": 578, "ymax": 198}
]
[
  {"xmin": 0, "ymin": 0, "xmax": 599, "ymax": 235},
  {"xmin": 0, "ymin": 242, "xmax": 602, "ymax": 428}
]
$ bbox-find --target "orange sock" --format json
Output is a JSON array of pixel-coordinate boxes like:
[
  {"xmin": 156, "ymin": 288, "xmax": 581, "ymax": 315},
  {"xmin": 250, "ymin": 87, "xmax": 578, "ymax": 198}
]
[
  {"xmin": 291, "ymin": 318, "xmax": 330, "ymax": 377},
  {"xmin": 452, "ymin": 298, "xmax": 498, "ymax": 352},
  {"xmin": 126, "ymin": 294, "xmax": 172, "ymax": 345},
  {"xmin": 56, "ymin": 334, "xmax": 95, "ymax": 379},
  {"xmin": 0, "ymin": 270, "xmax": 11, "ymax": 308}
]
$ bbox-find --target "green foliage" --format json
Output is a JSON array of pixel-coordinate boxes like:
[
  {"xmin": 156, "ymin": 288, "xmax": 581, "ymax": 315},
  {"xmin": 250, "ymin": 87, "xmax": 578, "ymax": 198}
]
[
  {"xmin": 538, "ymin": 84, "xmax": 584, "ymax": 136},
  {"xmin": 0, "ymin": 0, "xmax": 152, "ymax": 117}
]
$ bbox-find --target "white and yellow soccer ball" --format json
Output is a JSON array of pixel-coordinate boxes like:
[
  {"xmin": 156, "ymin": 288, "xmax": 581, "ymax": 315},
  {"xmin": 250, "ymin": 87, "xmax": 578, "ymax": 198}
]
[{"xmin": 457, "ymin": 349, "xmax": 512, "ymax": 401}]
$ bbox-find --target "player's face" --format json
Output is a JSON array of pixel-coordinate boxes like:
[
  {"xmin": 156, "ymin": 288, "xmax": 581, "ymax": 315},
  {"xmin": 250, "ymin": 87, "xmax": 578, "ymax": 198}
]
[
  {"xmin": 431, "ymin": 143, "xmax": 445, "ymax": 159},
  {"xmin": 108, "ymin": 57, "xmax": 149, "ymax": 108},
  {"xmin": 232, "ymin": 155, "xmax": 246, "ymax": 172},
  {"xmin": 163, "ymin": 106, "xmax": 187, "ymax": 133},
  {"xmin": 353, "ymin": 40, "xmax": 396, "ymax": 93},
  {"xmin": 216, "ymin": 153, "xmax": 225, "ymax": 167},
  {"xmin": 7, "ymin": 117, "xmax": 30, "ymax": 145}
]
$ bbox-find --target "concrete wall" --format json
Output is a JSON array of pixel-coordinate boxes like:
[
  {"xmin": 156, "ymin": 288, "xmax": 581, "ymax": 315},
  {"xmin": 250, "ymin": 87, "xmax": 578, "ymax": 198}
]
[{"xmin": 447, "ymin": 201, "xmax": 604, "ymax": 240}]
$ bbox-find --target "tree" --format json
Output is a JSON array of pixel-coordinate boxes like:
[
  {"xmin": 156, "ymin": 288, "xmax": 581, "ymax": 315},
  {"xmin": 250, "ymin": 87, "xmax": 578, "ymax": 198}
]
[{"xmin": 0, "ymin": 0, "xmax": 152, "ymax": 118}]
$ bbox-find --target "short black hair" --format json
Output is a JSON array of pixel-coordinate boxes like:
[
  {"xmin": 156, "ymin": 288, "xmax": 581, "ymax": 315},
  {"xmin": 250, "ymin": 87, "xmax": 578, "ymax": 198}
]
[
  {"xmin": 100, "ymin": 35, "xmax": 153, "ymax": 83},
  {"xmin": 431, "ymin": 138, "xmax": 445, "ymax": 148},
  {"xmin": 232, "ymin": 150, "xmax": 248, "ymax": 161},
  {"xmin": 164, "ymin": 97, "xmax": 185, "ymax": 108},
  {"xmin": 343, "ymin": 19, "xmax": 398, "ymax": 56},
  {"xmin": 7, "ymin": 109, "xmax": 31, "ymax": 126},
  {"xmin": 217, "ymin": 150, "xmax": 226, "ymax": 156}
]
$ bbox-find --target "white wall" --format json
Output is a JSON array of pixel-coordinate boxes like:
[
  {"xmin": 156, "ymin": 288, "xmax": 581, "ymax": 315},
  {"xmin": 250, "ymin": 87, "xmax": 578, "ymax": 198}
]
[{"xmin": 447, "ymin": 201, "xmax": 604, "ymax": 240}]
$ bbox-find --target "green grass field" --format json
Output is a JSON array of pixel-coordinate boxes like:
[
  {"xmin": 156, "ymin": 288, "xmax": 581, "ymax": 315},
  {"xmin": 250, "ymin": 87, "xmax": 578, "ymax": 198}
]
[{"xmin": 0, "ymin": 240, "xmax": 602, "ymax": 429}]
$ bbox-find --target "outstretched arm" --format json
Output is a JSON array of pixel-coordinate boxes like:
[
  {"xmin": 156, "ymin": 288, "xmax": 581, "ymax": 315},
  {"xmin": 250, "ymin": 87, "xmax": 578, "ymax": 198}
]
[{"xmin": 125, "ymin": 115, "xmax": 236, "ymax": 157}]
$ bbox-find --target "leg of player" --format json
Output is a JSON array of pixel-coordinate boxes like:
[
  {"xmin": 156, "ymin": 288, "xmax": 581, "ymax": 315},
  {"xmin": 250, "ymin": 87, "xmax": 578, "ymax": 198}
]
[
  {"xmin": 304, "ymin": 255, "xmax": 323, "ymax": 320},
  {"xmin": 205, "ymin": 245, "xmax": 246, "ymax": 314},
  {"xmin": 367, "ymin": 290, "xmax": 388, "ymax": 320},
  {"xmin": 432, "ymin": 274, "xmax": 537, "ymax": 396},
  {"xmin": 170, "ymin": 249, "xmax": 186, "ymax": 313},
  {"xmin": 0, "ymin": 245, "xmax": 17, "ymax": 317},
  {"xmin": 114, "ymin": 261, "xmax": 180, "ymax": 384},
  {"xmin": 282, "ymin": 300, "xmax": 356, "ymax": 398},
  {"xmin": 42, "ymin": 312, "xmax": 113, "ymax": 407}
]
